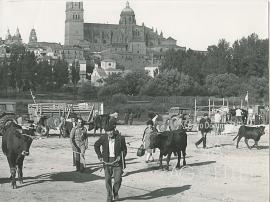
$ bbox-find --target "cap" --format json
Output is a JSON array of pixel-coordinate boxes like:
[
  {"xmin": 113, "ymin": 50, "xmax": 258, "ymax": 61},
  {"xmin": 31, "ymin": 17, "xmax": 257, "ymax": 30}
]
[{"xmin": 105, "ymin": 120, "xmax": 116, "ymax": 131}]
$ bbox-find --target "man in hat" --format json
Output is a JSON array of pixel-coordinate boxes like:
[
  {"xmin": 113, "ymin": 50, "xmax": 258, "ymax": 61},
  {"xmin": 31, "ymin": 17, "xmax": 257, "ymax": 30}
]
[
  {"xmin": 195, "ymin": 113, "xmax": 212, "ymax": 149},
  {"xmin": 94, "ymin": 120, "xmax": 127, "ymax": 202}
]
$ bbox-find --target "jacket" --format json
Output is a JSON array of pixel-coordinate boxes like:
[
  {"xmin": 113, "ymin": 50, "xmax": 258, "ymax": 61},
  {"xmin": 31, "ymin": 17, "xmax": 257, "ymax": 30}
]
[{"xmin": 94, "ymin": 130, "xmax": 127, "ymax": 168}]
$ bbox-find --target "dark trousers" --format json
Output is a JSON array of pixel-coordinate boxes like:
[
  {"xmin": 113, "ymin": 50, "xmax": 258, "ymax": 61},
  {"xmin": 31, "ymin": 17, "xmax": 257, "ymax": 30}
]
[
  {"xmin": 104, "ymin": 157, "xmax": 122, "ymax": 201},
  {"xmin": 196, "ymin": 131, "xmax": 207, "ymax": 148}
]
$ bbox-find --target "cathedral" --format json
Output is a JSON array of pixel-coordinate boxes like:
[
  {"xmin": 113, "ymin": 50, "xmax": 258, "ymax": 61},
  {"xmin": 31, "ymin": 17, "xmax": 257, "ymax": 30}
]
[{"xmin": 65, "ymin": 1, "xmax": 185, "ymax": 70}]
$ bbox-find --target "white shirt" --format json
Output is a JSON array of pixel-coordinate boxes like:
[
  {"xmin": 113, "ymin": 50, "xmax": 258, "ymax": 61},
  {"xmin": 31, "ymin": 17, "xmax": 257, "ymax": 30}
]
[
  {"xmin": 214, "ymin": 113, "xmax": 222, "ymax": 123},
  {"xmin": 248, "ymin": 108, "xmax": 253, "ymax": 116},
  {"xmin": 236, "ymin": 109, "xmax": 242, "ymax": 116},
  {"xmin": 108, "ymin": 137, "xmax": 115, "ymax": 157}
]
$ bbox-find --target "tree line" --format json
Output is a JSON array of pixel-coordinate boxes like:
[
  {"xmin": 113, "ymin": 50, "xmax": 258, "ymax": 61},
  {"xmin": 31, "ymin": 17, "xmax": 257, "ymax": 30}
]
[
  {"xmin": 83, "ymin": 33, "xmax": 268, "ymax": 104},
  {"xmin": 0, "ymin": 44, "xmax": 73, "ymax": 95},
  {"xmin": 0, "ymin": 33, "xmax": 268, "ymax": 104}
]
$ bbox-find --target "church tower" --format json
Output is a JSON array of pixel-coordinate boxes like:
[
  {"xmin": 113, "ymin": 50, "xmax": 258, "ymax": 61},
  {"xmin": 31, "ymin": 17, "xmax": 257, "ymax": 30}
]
[
  {"xmin": 65, "ymin": 2, "xmax": 84, "ymax": 46},
  {"xmin": 28, "ymin": 28, "xmax": 37, "ymax": 45}
]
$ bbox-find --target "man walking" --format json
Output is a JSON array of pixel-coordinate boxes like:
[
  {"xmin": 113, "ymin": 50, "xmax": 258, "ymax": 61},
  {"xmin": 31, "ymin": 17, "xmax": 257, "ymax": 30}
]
[
  {"xmin": 94, "ymin": 121, "xmax": 127, "ymax": 202},
  {"xmin": 195, "ymin": 113, "xmax": 211, "ymax": 149},
  {"xmin": 70, "ymin": 118, "xmax": 88, "ymax": 172}
]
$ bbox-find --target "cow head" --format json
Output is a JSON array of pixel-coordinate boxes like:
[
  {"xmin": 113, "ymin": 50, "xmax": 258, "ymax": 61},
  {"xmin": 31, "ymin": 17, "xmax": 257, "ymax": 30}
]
[
  {"xmin": 149, "ymin": 132, "xmax": 162, "ymax": 149},
  {"xmin": 257, "ymin": 126, "xmax": 265, "ymax": 137},
  {"xmin": 20, "ymin": 135, "xmax": 33, "ymax": 156}
]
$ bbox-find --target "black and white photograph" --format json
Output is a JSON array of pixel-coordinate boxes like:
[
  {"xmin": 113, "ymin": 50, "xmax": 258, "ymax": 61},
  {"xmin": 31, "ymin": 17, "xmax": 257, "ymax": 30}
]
[{"xmin": 0, "ymin": 0, "xmax": 269, "ymax": 201}]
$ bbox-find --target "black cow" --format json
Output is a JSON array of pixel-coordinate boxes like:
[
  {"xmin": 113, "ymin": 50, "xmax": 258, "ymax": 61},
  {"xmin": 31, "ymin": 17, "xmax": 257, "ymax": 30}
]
[
  {"xmin": 233, "ymin": 125, "xmax": 265, "ymax": 149},
  {"xmin": 149, "ymin": 129, "xmax": 187, "ymax": 170},
  {"xmin": 1, "ymin": 122, "xmax": 39, "ymax": 188},
  {"xmin": 90, "ymin": 114, "xmax": 110, "ymax": 135}
]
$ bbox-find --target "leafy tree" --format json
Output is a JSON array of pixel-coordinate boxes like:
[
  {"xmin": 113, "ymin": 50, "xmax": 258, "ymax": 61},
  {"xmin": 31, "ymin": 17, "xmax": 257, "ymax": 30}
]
[
  {"xmin": 53, "ymin": 59, "xmax": 69, "ymax": 89},
  {"xmin": 71, "ymin": 60, "xmax": 80, "ymax": 94}
]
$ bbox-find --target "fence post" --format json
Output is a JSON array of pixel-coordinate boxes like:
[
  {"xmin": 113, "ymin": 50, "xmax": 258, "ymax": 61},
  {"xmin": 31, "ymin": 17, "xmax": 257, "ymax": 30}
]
[
  {"xmin": 194, "ymin": 98, "xmax": 197, "ymax": 123},
  {"xmin": 208, "ymin": 99, "xmax": 211, "ymax": 116}
]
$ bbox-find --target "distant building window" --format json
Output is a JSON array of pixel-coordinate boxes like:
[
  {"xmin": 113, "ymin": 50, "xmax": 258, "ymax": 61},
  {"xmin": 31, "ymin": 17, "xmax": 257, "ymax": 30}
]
[
  {"xmin": 108, "ymin": 63, "xmax": 111, "ymax": 66},
  {"xmin": 137, "ymin": 51, "xmax": 139, "ymax": 53}
]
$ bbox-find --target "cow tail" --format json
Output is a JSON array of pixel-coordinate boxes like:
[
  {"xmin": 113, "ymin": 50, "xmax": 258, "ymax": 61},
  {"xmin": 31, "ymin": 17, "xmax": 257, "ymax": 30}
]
[{"xmin": 232, "ymin": 134, "xmax": 238, "ymax": 141}]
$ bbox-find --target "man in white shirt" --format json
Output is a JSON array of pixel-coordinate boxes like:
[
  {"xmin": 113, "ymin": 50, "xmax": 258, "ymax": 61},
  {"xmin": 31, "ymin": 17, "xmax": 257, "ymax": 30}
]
[
  {"xmin": 247, "ymin": 106, "xmax": 254, "ymax": 125},
  {"xmin": 235, "ymin": 107, "xmax": 242, "ymax": 125},
  {"xmin": 214, "ymin": 110, "xmax": 222, "ymax": 135},
  {"xmin": 94, "ymin": 121, "xmax": 127, "ymax": 202}
]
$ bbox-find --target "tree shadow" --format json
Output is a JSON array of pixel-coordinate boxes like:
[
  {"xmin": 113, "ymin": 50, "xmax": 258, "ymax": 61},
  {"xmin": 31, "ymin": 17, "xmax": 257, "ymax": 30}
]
[{"xmin": 118, "ymin": 185, "xmax": 191, "ymax": 201}]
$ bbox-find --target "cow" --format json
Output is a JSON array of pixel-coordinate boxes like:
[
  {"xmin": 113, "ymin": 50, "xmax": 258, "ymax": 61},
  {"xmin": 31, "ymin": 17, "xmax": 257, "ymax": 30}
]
[
  {"xmin": 233, "ymin": 125, "xmax": 265, "ymax": 149},
  {"xmin": 149, "ymin": 129, "xmax": 187, "ymax": 170},
  {"xmin": 89, "ymin": 114, "xmax": 110, "ymax": 135},
  {"xmin": 1, "ymin": 122, "xmax": 41, "ymax": 188}
]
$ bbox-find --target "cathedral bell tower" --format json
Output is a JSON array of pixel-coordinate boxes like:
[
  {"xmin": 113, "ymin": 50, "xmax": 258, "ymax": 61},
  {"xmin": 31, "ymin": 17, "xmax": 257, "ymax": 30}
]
[{"xmin": 65, "ymin": 2, "xmax": 84, "ymax": 46}]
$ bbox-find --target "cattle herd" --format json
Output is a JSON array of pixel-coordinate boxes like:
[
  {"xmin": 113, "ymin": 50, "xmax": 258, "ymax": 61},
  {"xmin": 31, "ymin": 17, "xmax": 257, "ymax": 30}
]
[{"xmin": 0, "ymin": 112, "xmax": 267, "ymax": 190}]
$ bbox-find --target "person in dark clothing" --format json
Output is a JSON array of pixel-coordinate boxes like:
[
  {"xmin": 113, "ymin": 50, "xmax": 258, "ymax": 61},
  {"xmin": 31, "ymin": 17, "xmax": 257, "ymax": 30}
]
[
  {"xmin": 94, "ymin": 120, "xmax": 127, "ymax": 202},
  {"xmin": 195, "ymin": 113, "xmax": 212, "ymax": 149}
]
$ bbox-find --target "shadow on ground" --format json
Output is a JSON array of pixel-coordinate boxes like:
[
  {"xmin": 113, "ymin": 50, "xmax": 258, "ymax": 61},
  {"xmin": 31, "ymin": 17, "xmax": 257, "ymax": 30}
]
[
  {"xmin": 118, "ymin": 185, "xmax": 191, "ymax": 201},
  {"xmin": 0, "ymin": 166, "xmax": 103, "ymax": 189}
]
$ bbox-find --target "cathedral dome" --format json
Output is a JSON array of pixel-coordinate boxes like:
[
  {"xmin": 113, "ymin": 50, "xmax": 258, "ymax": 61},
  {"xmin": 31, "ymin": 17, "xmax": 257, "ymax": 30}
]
[{"xmin": 120, "ymin": 2, "xmax": 134, "ymax": 16}]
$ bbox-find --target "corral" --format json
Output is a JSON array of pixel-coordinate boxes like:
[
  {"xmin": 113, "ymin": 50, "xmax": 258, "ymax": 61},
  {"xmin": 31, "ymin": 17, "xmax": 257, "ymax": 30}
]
[{"xmin": 0, "ymin": 124, "xmax": 268, "ymax": 202}]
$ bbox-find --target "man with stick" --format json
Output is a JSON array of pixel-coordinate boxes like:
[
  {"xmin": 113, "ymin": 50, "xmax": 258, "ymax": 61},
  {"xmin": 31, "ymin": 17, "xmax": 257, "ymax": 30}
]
[
  {"xmin": 94, "ymin": 120, "xmax": 127, "ymax": 202},
  {"xmin": 70, "ymin": 117, "xmax": 88, "ymax": 172}
]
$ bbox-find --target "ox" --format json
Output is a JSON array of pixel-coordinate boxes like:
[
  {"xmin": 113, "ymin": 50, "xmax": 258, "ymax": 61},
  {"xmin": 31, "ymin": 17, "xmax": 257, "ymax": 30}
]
[
  {"xmin": 89, "ymin": 114, "xmax": 110, "ymax": 135},
  {"xmin": 1, "ymin": 122, "xmax": 40, "ymax": 188},
  {"xmin": 149, "ymin": 129, "xmax": 187, "ymax": 170},
  {"xmin": 233, "ymin": 125, "xmax": 265, "ymax": 149}
]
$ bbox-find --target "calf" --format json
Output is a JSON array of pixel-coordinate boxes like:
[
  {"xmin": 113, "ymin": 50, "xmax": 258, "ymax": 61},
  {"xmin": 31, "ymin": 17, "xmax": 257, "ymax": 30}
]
[
  {"xmin": 233, "ymin": 125, "xmax": 265, "ymax": 149},
  {"xmin": 1, "ymin": 122, "xmax": 39, "ymax": 188},
  {"xmin": 149, "ymin": 129, "xmax": 187, "ymax": 170}
]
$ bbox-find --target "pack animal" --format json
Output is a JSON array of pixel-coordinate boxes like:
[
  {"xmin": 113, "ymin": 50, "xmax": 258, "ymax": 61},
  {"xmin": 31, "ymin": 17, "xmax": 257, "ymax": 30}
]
[
  {"xmin": 1, "ymin": 122, "xmax": 40, "ymax": 188},
  {"xmin": 149, "ymin": 129, "xmax": 187, "ymax": 170},
  {"xmin": 233, "ymin": 125, "xmax": 265, "ymax": 149}
]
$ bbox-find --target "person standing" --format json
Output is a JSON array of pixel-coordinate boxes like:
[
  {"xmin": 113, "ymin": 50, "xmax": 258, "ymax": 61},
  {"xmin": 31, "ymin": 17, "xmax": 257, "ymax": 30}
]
[
  {"xmin": 129, "ymin": 112, "xmax": 134, "ymax": 125},
  {"xmin": 70, "ymin": 118, "xmax": 88, "ymax": 172},
  {"xmin": 94, "ymin": 121, "xmax": 127, "ymax": 202},
  {"xmin": 58, "ymin": 114, "xmax": 66, "ymax": 138},
  {"xmin": 124, "ymin": 112, "xmax": 129, "ymax": 125},
  {"xmin": 142, "ymin": 120, "xmax": 157, "ymax": 163},
  {"xmin": 235, "ymin": 107, "xmax": 242, "ymax": 125},
  {"xmin": 247, "ymin": 106, "xmax": 254, "ymax": 125},
  {"xmin": 214, "ymin": 110, "xmax": 222, "ymax": 135},
  {"xmin": 195, "ymin": 113, "xmax": 211, "ymax": 149}
]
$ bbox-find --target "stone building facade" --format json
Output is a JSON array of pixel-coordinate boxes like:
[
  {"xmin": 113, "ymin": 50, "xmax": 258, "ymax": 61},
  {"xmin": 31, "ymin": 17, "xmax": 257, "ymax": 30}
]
[{"xmin": 65, "ymin": 1, "xmax": 186, "ymax": 70}]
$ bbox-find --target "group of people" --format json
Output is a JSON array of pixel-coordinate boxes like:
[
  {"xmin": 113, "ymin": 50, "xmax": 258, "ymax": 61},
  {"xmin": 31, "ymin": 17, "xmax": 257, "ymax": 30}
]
[{"xmin": 69, "ymin": 113, "xmax": 127, "ymax": 202}]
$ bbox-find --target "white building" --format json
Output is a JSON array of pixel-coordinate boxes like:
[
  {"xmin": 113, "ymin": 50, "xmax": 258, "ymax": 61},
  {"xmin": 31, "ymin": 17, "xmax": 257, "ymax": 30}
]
[
  {"xmin": 101, "ymin": 59, "xmax": 116, "ymax": 70},
  {"xmin": 145, "ymin": 66, "xmax": 159, "ymax": 78}
]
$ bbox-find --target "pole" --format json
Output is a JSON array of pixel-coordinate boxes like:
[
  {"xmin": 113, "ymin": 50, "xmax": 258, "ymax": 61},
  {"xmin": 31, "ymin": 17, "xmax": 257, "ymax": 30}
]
[
  {"xmin": 222, "ymin": 98, "xmax": 224, "ymax": 106},
  {"xmin": 240, "ymin": 99, "xmax": 243, "ymax": 109},
  {"xmin": 194, "ymin": 98, "xmax": 197, "ymax": 123},
  {"xmin": 30, "ymin": 89, "xmax": 36, "ymax": 104},
  {"xmin": 208, "ymin": 99, "xmax": 211, "ymax": 116}
]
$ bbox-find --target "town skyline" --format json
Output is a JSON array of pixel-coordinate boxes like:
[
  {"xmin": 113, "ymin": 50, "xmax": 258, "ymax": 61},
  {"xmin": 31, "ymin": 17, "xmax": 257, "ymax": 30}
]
[{"xmin": 0, "ymin": 0, "xmax": 268, "ymax": 50}]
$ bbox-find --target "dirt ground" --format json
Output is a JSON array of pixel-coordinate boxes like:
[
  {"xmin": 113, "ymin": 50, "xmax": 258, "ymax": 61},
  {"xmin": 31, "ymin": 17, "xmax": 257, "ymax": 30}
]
[{"xmin": 0, "ymin": 124, "xmax": 269, "ymax": 202}]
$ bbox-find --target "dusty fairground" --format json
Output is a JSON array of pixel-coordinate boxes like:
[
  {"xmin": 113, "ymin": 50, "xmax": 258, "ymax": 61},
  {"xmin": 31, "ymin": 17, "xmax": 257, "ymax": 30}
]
[{"xmin": 0, "ymin": 124, "xmax": 269, "ymax": 202}]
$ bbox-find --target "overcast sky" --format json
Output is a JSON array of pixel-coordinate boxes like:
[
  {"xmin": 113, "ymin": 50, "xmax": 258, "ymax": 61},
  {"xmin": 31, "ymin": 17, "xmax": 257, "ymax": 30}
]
[{"xmin": 0, "ymin": 0, "xmax": 268, "ymax": 50}]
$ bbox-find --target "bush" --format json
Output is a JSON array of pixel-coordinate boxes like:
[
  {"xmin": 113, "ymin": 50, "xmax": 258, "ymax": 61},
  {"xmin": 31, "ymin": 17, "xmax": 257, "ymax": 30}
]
[
  {"xmin": 111, "ymin": 93, "xmax": 128, "ymax": 105},
  {"xmin": 78, "ymin": 82, "xmax": 98, "ymax": 99}
]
